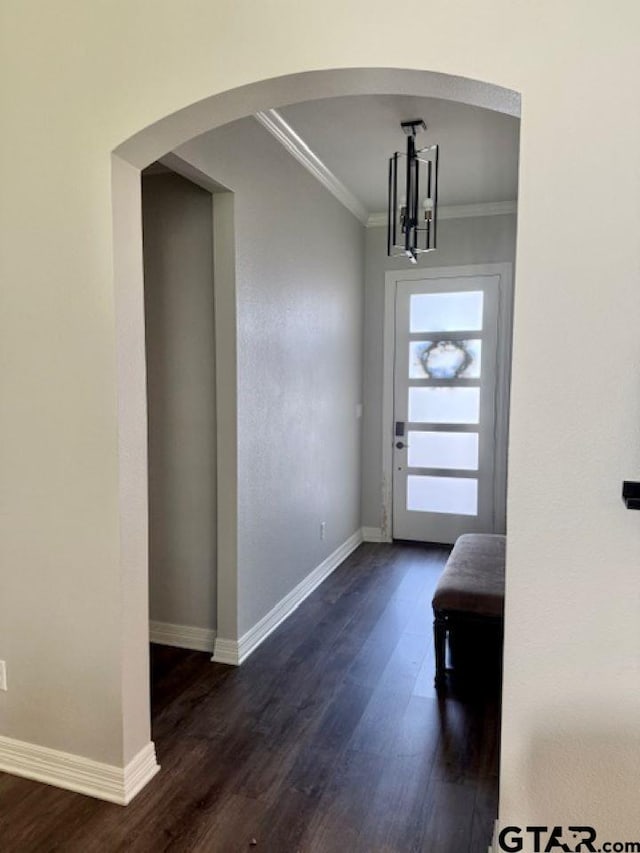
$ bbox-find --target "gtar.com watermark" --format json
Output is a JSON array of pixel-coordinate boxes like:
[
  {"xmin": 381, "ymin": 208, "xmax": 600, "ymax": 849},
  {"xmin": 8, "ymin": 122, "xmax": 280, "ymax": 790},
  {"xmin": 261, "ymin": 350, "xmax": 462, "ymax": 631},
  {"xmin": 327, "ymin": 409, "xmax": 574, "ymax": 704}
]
[{"xmin": 496, "ymin": 825, "xmax": 640, "ymax": 852}]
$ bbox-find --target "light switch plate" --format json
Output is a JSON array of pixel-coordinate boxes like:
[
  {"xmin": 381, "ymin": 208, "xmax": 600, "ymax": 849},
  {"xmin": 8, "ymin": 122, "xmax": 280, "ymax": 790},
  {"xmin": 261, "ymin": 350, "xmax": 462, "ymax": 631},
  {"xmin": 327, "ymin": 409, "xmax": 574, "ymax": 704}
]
[{"xmin": 0, "ymin": 661, "xmax": 7, "ymax": 691}]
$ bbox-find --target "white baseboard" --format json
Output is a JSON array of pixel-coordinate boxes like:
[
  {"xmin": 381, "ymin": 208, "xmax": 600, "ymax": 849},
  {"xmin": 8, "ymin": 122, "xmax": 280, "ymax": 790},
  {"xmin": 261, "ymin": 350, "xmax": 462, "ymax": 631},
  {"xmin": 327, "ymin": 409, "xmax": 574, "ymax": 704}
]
[
  {"xmin": 212, "ymin": 529, "xmax": 363, "ymax": 666},
  {"xmin": 149, "ymin": 620, "xmax": 216, "ymax": 653},
  {"xmin": 122, "ymin": 743, "xmax": 160, "ymax": 804},
  {"xmin": 362, "ymin": 526, "xmax": 386, "ymax": 542},
  {"xmin": 0, "ymin": 736, "xmax": 159, "ymax": 805},
  {"xmin": 211, "ymin": 637, "xmax": 240, "ymax": 665}
]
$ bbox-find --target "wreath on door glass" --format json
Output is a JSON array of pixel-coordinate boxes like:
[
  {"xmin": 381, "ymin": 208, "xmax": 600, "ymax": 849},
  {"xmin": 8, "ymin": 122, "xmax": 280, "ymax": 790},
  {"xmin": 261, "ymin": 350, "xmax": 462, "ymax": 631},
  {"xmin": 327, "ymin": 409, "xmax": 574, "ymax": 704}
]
[{"xmin": 420, "ymin": 340, "xmax": 472, "ymax": 379}]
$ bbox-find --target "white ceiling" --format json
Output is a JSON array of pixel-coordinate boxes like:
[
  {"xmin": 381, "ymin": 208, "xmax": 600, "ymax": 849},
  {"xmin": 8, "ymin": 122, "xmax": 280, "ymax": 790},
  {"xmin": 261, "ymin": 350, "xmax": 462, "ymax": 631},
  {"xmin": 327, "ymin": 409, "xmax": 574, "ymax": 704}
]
[{"xmin": 277, "ymin": 95, "xmax": 520, "ymax": 213}]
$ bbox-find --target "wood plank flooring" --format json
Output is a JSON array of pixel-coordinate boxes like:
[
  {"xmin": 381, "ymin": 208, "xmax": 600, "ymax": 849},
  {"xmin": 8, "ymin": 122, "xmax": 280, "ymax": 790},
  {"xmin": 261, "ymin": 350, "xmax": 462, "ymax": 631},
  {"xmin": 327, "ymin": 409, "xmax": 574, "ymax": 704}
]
[{"xmin": 0, "ymin": 542, "xmax": 501, "ymax": 852}]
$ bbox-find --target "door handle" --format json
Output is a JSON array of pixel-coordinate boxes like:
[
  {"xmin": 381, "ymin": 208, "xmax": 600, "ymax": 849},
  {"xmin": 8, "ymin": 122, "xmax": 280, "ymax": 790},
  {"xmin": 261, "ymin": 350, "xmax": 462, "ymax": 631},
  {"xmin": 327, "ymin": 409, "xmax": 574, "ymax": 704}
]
[{"xmin": 395, "ymin": 441, "xmax": 407, "ymax": 450}]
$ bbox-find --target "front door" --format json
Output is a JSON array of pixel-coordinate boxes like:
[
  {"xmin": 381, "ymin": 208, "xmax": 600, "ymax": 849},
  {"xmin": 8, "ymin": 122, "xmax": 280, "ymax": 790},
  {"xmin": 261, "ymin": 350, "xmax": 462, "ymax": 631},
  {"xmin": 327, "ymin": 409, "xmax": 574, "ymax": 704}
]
[{"xmin": 391, "ymin": 270, "xmax": 508, "ymax": 543}]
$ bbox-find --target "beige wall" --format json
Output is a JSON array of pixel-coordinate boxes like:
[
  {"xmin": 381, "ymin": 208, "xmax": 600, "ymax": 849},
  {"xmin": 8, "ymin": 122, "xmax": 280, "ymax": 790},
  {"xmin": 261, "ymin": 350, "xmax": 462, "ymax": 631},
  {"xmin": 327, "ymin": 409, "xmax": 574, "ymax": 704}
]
[
  {"xmin": 175, "ymin": 118, "xmax": 365, "ymax": 636},
  {"xmin": 1, "ymin": 1, "xmax": 639, "ymax": 839},
  {"xmin": 142, "ymin": 171, "xmax": 217, "ymax": 632}
]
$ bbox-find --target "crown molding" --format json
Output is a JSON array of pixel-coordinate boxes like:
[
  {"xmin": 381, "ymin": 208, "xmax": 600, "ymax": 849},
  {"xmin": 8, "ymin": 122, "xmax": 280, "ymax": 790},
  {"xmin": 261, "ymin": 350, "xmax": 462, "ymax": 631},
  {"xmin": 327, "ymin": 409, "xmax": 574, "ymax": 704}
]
[
  {"xmin": 254, "ymin": 108, "xmax": 516, "ymax": 230},
  {"xmin": 254, "ymin": 109, "xmax": 369, "ymax": 225},
  {"xmin": 366, "ymin": 200, "xmax": 517, "ymax": 228}
]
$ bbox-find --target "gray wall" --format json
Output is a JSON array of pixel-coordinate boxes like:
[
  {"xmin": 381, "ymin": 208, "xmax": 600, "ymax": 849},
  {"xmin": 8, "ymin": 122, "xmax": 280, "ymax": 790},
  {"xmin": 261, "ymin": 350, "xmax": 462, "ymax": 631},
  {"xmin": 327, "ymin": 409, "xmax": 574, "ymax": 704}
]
[
  {"xmin": 361, "ymin": 215, "xmax": 517, "ymax": 529},
  {"xmin": 142, "ymin": 172, "xmax": 217, "ymax": 630},
  {"xmin": 177, "ymin": 117, "xmax": 365, "ymax": 636}
]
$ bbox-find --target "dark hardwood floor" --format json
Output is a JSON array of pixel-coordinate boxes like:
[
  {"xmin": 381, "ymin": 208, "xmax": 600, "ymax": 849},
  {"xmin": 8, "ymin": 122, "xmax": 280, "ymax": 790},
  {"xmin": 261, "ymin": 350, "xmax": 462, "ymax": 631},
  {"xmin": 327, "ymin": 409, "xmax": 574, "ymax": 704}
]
[{"xmin": 0, "ymin": 543, "xmax": 501, "ymax": 852}]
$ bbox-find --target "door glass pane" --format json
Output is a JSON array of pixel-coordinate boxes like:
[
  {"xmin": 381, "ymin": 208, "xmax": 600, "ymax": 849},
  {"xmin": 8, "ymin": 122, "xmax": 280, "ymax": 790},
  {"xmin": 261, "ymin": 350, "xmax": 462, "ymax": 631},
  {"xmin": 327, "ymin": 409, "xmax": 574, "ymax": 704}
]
[
  {"xmin": 410, "ymin": 291, "xmax": 483, "ymax": 333},
  {"xmin": 409, "ymin": 340, "xmax": 481, "ymax": 379},
  {"xmin": 409, "ymin": 387, "xmax": 480, "ymax": 423},
  {"xmin": 407, "ymin": 475, "xmax": 478, "ymax": 515},
  {"xmin": 408, "ymin": 431, "xmax": 479, "ymax": 470}
]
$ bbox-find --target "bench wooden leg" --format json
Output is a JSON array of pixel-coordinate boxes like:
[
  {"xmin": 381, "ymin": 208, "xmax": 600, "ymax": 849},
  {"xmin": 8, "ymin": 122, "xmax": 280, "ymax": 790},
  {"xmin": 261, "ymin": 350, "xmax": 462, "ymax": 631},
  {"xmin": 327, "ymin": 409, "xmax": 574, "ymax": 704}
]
[{"xmin": 433, "ymin": 611, "xmax": 447, "ymax": 689}]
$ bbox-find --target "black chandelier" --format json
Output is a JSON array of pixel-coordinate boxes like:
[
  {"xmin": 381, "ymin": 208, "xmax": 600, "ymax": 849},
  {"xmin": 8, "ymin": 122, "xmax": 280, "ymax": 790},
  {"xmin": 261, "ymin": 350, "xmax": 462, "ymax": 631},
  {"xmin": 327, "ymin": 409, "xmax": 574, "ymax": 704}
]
[{"xmin": 387, "ymin": 119, "xmax": 439, "ymax": 263}]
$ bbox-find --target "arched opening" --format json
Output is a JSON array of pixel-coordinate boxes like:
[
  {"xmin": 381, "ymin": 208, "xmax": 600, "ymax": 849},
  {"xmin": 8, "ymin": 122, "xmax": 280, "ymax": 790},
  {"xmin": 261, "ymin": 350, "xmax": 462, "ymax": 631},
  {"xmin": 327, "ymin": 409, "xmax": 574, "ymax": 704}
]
[{"xmin": 112, "ymin": 68, "xmax": 521, "ymax": 820}]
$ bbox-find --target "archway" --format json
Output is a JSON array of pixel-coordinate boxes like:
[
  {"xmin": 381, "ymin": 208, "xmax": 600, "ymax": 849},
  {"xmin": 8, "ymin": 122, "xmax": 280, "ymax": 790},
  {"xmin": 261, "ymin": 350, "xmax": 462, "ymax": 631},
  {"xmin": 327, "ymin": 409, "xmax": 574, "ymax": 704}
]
[{"xmin": 111, "ymin": 66, "xmax": 521, "ymax": 790}]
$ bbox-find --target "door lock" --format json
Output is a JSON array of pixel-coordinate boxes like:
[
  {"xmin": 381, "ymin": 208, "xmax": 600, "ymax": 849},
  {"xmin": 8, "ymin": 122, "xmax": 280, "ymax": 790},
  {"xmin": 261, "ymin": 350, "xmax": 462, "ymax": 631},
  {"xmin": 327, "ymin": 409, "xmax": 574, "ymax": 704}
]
[{"xmin": 395, "ymin": 441, "xmax": 406, "ymax": 450}]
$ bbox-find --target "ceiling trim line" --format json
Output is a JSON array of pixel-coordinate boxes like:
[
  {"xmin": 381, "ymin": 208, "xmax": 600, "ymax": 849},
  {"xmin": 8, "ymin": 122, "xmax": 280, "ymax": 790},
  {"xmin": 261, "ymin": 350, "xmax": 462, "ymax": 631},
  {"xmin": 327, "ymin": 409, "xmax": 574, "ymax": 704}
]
[
  {"xmin": 366, "ymin": 200, "xmax": 517, "ymax": 228},
  {"xmin": 254, "ymin": 109, "xmax": 369, "ymax": 225}
]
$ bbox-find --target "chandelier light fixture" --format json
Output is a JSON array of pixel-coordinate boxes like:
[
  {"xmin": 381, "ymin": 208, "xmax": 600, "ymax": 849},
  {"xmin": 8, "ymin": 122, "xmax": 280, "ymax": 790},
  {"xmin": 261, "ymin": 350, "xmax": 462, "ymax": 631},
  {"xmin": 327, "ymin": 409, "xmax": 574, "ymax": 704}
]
[{"xmin": 387, "ymin": 119, "xmax": 439, "ymax": 263}]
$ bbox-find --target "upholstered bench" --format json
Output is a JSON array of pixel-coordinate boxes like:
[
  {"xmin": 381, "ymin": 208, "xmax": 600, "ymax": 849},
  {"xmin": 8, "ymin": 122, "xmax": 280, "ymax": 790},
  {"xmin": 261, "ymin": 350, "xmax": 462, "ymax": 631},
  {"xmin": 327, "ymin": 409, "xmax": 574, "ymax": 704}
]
[{"xmin": 432, "ymin": 533, "xmax": 506, "ymax": 688}]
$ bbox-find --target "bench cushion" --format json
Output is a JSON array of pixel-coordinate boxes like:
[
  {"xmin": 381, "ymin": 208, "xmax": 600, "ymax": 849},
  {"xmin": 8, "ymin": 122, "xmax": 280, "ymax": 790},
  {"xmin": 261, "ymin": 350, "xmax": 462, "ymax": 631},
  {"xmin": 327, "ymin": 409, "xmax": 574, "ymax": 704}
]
[{"xmin": 433, "ymin": 533, "xmax": 506, "ymax": 618}]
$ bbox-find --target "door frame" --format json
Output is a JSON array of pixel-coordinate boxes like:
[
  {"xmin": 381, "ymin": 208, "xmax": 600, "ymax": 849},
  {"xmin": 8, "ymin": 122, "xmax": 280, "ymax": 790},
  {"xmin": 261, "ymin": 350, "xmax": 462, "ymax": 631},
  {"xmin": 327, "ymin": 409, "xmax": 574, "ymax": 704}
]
[{"xmin": 381, "ymin": 262, "xmax": 514, "ymax": 542}]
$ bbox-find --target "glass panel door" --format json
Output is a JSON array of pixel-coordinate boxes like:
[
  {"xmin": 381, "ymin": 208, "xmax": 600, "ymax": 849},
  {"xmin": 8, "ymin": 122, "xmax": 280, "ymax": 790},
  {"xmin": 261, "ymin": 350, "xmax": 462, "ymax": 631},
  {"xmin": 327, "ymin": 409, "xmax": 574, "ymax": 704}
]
[{"xmin": 392, "ymin": 274, "xmax": 501, "ymax": 543}]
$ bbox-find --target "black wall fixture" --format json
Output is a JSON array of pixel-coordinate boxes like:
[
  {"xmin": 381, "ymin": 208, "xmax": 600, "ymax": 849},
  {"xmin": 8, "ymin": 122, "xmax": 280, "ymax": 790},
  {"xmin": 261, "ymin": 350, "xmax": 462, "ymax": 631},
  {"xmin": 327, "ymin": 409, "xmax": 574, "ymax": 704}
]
[
  {"xmin": 387, "ymin": 119, "xmax": 439, "ymax": 263},
  {"xmin": 622, "ymin": 481, "xmax": 640, "ymax": 510}
]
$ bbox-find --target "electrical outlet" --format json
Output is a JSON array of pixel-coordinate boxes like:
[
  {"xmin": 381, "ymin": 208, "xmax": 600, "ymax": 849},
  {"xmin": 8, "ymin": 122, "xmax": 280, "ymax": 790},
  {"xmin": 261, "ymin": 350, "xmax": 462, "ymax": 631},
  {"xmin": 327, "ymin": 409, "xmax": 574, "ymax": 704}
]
[
  {"xmin": 320, "ymin": 522, "xmax": 326, "ymax": 540},
  {"xmin": 0, "ymin": 661, "xmax": 7, "ymax": 691}
]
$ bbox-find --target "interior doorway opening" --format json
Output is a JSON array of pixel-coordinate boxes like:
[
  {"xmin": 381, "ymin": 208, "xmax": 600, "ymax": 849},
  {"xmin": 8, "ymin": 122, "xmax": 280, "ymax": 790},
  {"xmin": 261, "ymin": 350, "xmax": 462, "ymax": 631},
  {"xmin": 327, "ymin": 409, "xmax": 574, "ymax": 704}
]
[
  {"xmin": 111, "ymin": 68, "xmax": 521, "ymax": 808},
  {"xmin": 141, "ymin": 165, "xmax": 218, "ymax": 655}
]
